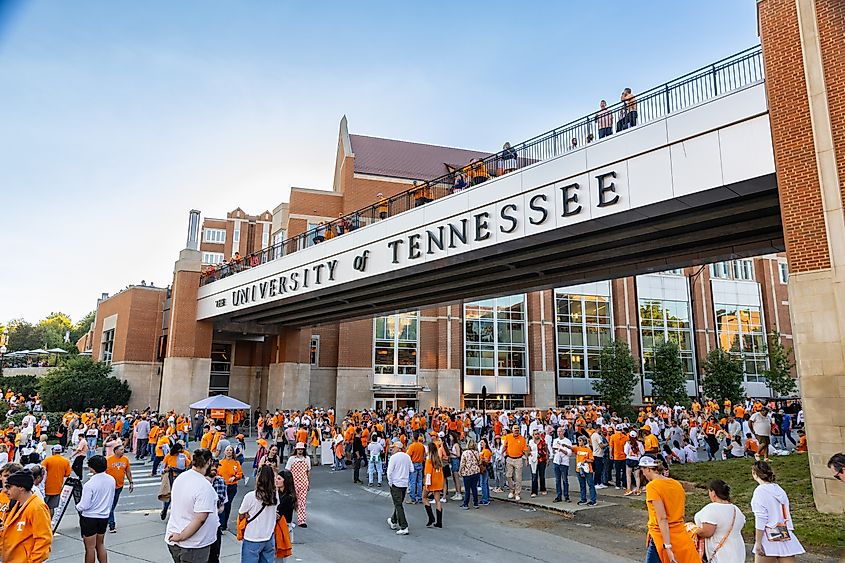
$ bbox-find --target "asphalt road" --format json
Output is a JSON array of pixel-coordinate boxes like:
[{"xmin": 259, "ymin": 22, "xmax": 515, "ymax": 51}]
[{"xmin": 95, "ymin": 458, "xmax": 638, "ymax": 563}]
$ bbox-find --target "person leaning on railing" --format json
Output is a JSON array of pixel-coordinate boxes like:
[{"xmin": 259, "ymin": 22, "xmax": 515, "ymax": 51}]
[
  {"xmin": 466, "ymin": 159, "xmax": 489, "ymax": 187},
  {"xmin": 498, "ymin": 142, "xmax": 518, "ymax": 175},
  {"xmin": 594, "ymin": 100, "xmax": 614, "ymax": 139},
  {"xmin": 336, "ymin": 213, "xmax": 350, "ymax": 235},
  {"xmin": 413, "ymin": 182, "xmax": 433, "ymax": 207},
  {"xmin": 376, "ymin": 193, "xmax": 389, "ymax": 220},
  {"xmin": 452, "ymin": 173, "xmax": 468, "ymax": 194}
]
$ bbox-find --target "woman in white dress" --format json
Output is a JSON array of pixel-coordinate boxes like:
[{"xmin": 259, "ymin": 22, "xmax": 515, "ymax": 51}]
[
  {"xmin": 694, "ymin": 479, "xmax": 746, "ymax": 563},
  {"xmin": 750, "ymin": 461, "xmax": 804, "ymax": 562}
]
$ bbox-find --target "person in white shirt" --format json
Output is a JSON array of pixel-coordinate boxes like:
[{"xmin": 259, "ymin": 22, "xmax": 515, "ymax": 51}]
[
  {"xmin": 367, "ymin": 436, "xmax": 385, "ymax": 487},
  {"xmin": 623, "ymin": 432, "xmax": 644, "ymax": 496},
  {"xmin": 683, "ymin": 442, "xmax": 698, "ymax": 464},
  {"xmin": 76, "ymin": 455, "xmax": 116, "ymax": 563},
  {"xmin": 694, "ymin": 479, "xmax": 746, "ymax": 563},
  {"xmin": 237, "ymin": 465, "xmax": 279, "ymax": 563},
  {"xmin": 551, "ymin": 427, "xmax": 572, "ymax": 502},
  {"xmin": 165, "ymin": 448, "xmax": 220, "ymax": 562},
  {"xmin": 591, "ymin": 428, "xmax": 608, "ymax": 489},
  {"xmin": 386, "ymin": 441, "xmax": 413, "ymax": 535},
  {"xmin": 20, "ymin": 411, "xmax": 36, "ymax": 443},
  {"xmin": 750, "ymin": 408, "xmax": 773, "ymax": 461}
]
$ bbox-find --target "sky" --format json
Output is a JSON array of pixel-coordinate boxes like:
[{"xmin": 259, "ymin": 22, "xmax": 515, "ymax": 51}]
[{"xmin": 0, "ymin": 0, "xmax": 761, "ymax": 324}]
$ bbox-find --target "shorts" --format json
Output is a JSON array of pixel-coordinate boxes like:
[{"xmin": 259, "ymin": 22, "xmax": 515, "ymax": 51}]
[
  {"xmin": 450, "ymin": 459, "xmax": 460, "ymax": 473},
  {"xmin": 80, "ymin": 515, "xmax": 108, "ymax": 537},
  {"xmin": 756, "ymin": 435, "xmax": 771, "ymax": 448},
  {"xmin": 45, "ymin": 494, "xmax": 61, "ymax": 510},
  {"xmin": 625, "ymin": 459, "xmax": 639, "ymax": 469}
]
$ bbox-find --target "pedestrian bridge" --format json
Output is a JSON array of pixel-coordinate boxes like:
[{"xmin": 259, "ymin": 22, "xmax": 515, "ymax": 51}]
[{"xmin": 197, "ymin": 47, "xmax": 780, "ymax": 327}]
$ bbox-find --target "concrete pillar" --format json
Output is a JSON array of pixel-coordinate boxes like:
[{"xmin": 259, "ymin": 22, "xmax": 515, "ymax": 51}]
[
  {"xmin": 160, "ymin": 249, "xmax": 214, "ymax": 414},
  {"xmin": 530, "ymin": 371, "xmax": 556, "ymax": 409},
  {"xmin": 267, "ymin": 330, "xmax": 312, "ymax": 410},
  {"xmin": 758, "ymin": 0, "xmax": 845, "ymax": 512}
]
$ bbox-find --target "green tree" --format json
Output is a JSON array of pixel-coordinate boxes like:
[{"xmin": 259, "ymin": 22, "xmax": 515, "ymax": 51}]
[
  {"xmin": 36, "ymin": 312, "xmax": 73, "ymax": 350},
  {"xmin": 592, "ymin": 340, "xmax": 639, "ymax": 415},
  {"xmin": 39, "ymin": 356, "xmax": 130, "ymax": 411},
  {"xmin": 701, "ymin": 349, "xmax": 745, "ymax": 405},
  {"xmin": 7, "ymin": 319, "xmax": 42, "ymax": 351},
  {"xmin": 650, "ymin": 340, "xmax": 691, "ymax": 407},
  {"xmin": 70, "ymin": 310, "xmax": 96, "ymax": 346},
  {"xmin": 762, "ymin": 332, "xmax": 797, "ymax": 397}
]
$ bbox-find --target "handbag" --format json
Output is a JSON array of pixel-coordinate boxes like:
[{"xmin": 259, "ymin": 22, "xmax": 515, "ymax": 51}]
[
  {"xmin": 236, "ymin": 503, "xmax": 266, "ymax": 542},
  {"xmin": 764, "ymin": 504, "xmax": 791, "ymax": 542}
]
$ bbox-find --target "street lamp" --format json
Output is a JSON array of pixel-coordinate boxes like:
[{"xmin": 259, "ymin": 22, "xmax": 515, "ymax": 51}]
[{"xmin": 0, "ymin": 328, "xmax": 7, "ymax": 374}]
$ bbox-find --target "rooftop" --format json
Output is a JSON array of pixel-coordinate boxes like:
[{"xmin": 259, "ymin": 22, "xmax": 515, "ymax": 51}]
[{"xmin": 349, "ymin": 134, "xmax": 491, "ymax": 180}]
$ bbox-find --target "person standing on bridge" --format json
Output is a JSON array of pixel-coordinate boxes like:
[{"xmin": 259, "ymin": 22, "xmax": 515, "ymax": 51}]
[
  {"xmin": 595, "ymin": 100, "xmax": 614, "ymax": 139},
  {"xmin": 376, "ymin": 193, "xmax": 389, "ymax": 220},
  {"xmin": 621, "ymin": 88, "xmax": 638, "ymax": 129}
]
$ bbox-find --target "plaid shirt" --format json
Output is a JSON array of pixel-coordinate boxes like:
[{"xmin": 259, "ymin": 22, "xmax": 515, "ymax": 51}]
[{"xmin": 211, "ymin": 476, "xmax": 227, "ymax": 508}]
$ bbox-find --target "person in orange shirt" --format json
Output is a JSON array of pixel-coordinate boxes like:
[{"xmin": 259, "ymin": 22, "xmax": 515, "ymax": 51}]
[
  {"xmin": 795, "ymin": 430, "xmax": 807, "ymax": 453},
  {"xmin": 502, "ymin": 426, "xmax": 527, "ymax": 501},
  {"xmin": 423, "ymin": 441, "xmax": 445, "ymax": 528},
  {"xmin": 41, "ymin": 445, "xmax": 71, "ymax": 516},
  {"xmin": 744, "ymin": 433, "xmax": 759, "ymax": 457},
  {"xmin": 105, "ymin": 443, "xmax": 133, "ymax": 532},
  {"xmin": 152, "ymin": 433, "xmax": 171, "ymax": 477},
  {"xmin": 217, "ymin": 445, "xmax": 243, "ymax": 531},
  {"xmin": 609, "ymin": 426, "xmax": 629, "ymax": 490},
  {"xmin": 573, "ymin": 435, "xmax": 596, "ymax": 505},
  {"xmin": 639, "ymin": 456, "xmax": 701, "ymax": 563},
  {"xmin": 406, "ymin": 435, "xmax": 426, "ymax": 504},
  {"xmin": 295, "ymin": 425, "xmax": 307, "ymax": 447},
  {"xmin": 1, "ymin": 470, "xmax": 52, "ymax": 562}
]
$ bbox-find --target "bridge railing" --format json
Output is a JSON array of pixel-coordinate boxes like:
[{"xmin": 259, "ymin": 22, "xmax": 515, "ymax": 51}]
[{"xmin": 201, "ymin": 45, "xmax": 764, "ymax": 285}]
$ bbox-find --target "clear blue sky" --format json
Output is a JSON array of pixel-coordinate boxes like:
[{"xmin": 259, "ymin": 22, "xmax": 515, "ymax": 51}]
[{"xmin": 0, "ymin": 0, "xmax": 760, "ymax": 323}]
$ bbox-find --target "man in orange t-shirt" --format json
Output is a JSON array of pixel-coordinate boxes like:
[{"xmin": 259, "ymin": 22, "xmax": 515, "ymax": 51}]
[
  {"xmin": 41, "ymin": 445, "xmax": 71, "ymax": 515},
  {"xmin": 406, "ymin": 436, "xmax": 426, "ymax": 503},
  {"xmin": 609, "ymin": 426, "xmax": 629, "ymax": 490},
  {"xmin": 105, "ymin": 443, "xmax": 133, "ymax": 532},
  {"xmin": 502, "ymin": 426, "xmax": 527, "ymax": 500}
]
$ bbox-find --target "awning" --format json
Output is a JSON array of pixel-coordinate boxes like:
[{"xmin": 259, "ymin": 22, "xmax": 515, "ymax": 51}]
[{"xmin": 189, "ymin": 395, "xmax": 250, "ymax": 410}]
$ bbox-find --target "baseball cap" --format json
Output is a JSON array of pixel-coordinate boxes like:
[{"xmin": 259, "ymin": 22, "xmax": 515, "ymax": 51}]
[
  {"xmin": 638, "ymin": 456, "xmax": 659, "ymax": 468},
  {"xmin": 629, "ymin": 430, "xmax": 638, "ymax": 437},
  {"xmin": 51, "ymin": 445, "xmax": 63, "ymax": 452}
]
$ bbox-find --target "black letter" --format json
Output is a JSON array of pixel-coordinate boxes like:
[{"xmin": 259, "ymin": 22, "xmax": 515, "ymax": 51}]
[
  {"xmin": 596, "ymin": 171, "xmax": 619, "ymax": 207},
  {"xmin": 474, "ymin": 212, "xmax": 491, "ymax": 241},
  {"xmin": 499, "ymin": 204, "xmax": 518, "ymax": 233},
  {"xmin": 232, "ymin": 290, "xmax": 240, "ymax": 306},
  {"xmin": 561, "ymin": 183, "xmax": 582, "ymax": 217},
  {"xmin": 448, "ymin": 219, "xmax": 468, "ymax": 248},
  {"xmin": 528, "ymin": 194, "xmax": 549, "ymax": 225},
  {"xmin": 408, "ymin": 234, "xmax": 422, "ymax": 259},
  {"xmin": 278, "ymin": 276, "xmax": 287, "ymax": 294},
  {"xmin": 289, "ymin": 272, "xmax": 299, "ymax": 291},
  {"xmin": 259, "ymin": 282, "xmax": 268, "ymax": 299},
  {"xmin": 327, "ymin": 260, "xmax": 338, "ymax": 280},
  {"xmin": 427, "ymin": 226, "xmax": 445, "ymax": 254},
  {"xmin": 269, "ymin": 279, "xmax": 277, "ymax": 297},
  {"xmin": 387, "ymin": 239, "xmax": 404, "ymax": 264},
  {"xmin": 313, "ymin": 264, "xmax": 325, "ymax": 284}
]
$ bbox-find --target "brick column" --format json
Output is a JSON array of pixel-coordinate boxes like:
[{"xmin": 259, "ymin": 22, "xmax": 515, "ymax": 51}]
[
  {"xmin": 759, "ymin": 0, "xmax": 845, "ymax": 513},
  {"xmin": 160, "ymin": 249, "xmax": 214, "ymax": 413}
]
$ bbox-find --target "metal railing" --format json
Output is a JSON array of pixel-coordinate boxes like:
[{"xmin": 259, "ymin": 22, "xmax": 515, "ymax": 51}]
[{"xmin": 201, "ymin": 45, "xmax": 764, "ymax": 285}]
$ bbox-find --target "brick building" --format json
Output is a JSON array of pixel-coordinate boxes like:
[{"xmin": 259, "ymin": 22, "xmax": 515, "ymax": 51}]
[{"xmin": 199, "ymin": 208, "xmax": 273, "ymax": 268}]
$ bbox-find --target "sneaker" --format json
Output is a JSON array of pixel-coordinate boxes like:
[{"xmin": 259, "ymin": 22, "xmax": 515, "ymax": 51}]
[
  {"xmin": 368, "ymin": 483, "xmax": 373, "ymax": 487},
  {"xmin": 530, "ymin": 494, "xmax": 537, "ymax": 498},
  {"xmin": 577, "ymin": 500, "xmax": 587, "ymax": 505},
  {"xmin": 243, "ymin": 477, "xmax": 249, "ymax": 485},
  {"xmin": 623, "ymin": 490, "xmax": 634, "ymax": 496},
  {"xmin": 552, "ymin": 498, "xmax": 561, "ymax": 503},
  {"xmin": 109, "ymin": 528, "xmax": 116, "ymax": 533},
  {"xmin": 160, "ymin": 508, "xmax": 167, "ymax": 520},
  {"xmin": 377, "ymin": 483, "xmax": 382, "ymax": 488},
  {"xmin": 405, "ymin": 499, "xmax": 415, "ymax": 505},
  {"xmin": 595, "ymin": 484, "xmax": 607, "ymax": 489},
  {"xmin": 474, "ymin": 505, "xmax": 479, "ymax": 509},
  {"xmin": 395, "ymin": 528, "xmax": 409, "ymax": 536},
  {"xmin": 587, "ymin": 501, "xmax": 597, "ymax": 506},
  {"xmin": 299, "ymin": 523, "xmax": 308, "ymax": 528},
  {"xmin": 479, "ymin": 501, "xmax": 490, "ymax": 506},
  {"xmin": 387, "ymin": 518, "xmax": 398, "ymax": 531},
  {"xmin": 461, "ymin": 505, "xmax": 469, "ymax": 510},
  {"xmin": 451, "ymin": 493, "xmax": 462, "ymax": 501},
  {"xmin": 565, "ymin": 498, "xmax": 571, "ymax": 502},
  {"xmin": 514, "ymin": 495, "xmax": 521, "ymax": 501},
  {"xmin": 507, "ymin": 493, "xmax": 514, "ymax": 499},
  {"xmin": 615, "ymin": 486, "xmax": 622, "ymax": 490}
]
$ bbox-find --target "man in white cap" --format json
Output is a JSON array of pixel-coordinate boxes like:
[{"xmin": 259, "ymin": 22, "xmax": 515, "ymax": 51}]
[{"xmin": 385, "ymin": 441, "xmax": 413, "ymax": 535}]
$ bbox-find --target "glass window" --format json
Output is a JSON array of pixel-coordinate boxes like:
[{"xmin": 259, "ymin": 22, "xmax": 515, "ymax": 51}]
[
  {"xmin": 310, "ymin": 336, "xmax": 319, "ymax": 367},
  {"xmin": 101, "ymin": 329, "xmax": 115, "ymax": 364},
  {"xmin": 638, "ymin": 299, "xmax": 695, "ymax": 380},
  {"xmin": 261, "ymin": 224, "xmax": 270, "ymax": 249},
  {"xmin": 778, "ymin": 262, "xmax": 788, "ymax": 284},
  {"xmin": 555, "ymin": 291, "xmax": 611, "ymax": 378},
  {"xmin": 203, "ymin": 228, "xmax": 226, "ymax": 244},
  {"xmin": 715, "ymin": 303, "xmax": 768, "ymax": 382},
  {"xmin": 232, "ymin": 220, "xmax": 241, "ymax": 244},
  {"xmin": 711, "ymin": 260, "xmax": 755, "ymax": 281},
  {"xmin": 202, "ymin": 252, "xmax": 224, "ymax": 265},
  {"xmin": 465, "ymin": 295, "xmax": 527, "ymax": 377},
  {"xmin": 272, "ymin": 232, "xmax": 285, "ymax": 260},
  {"xmin": 374, "ymin": 312, "xmax": 418, "ymax": 377},
  {"xmin": 210, "ymin": 343, "xmax": 231, "ymax": 394}
]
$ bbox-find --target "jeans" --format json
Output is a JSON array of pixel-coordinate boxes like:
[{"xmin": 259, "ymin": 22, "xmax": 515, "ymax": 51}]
[
  {"xmin": 576, "ymin": 470, "xmax": 596, "ymax": 503},
  {"xmin": 614, "ymin": 459, "xmax": 627, "ymax": 488},
  {"xmin": 389, "ymin": 485, "xmax": 408, "ymax": 529},
  {"xmin": 108, "ymin": 487, "xmax": 122, "ymax": 529},
  {"xmin": 353, "ymin": 455, "xmax": 363, "ymax": 482},
  {"xmin": 603, "ymin": 455, "xmax": 612, "ymax": 485},
  {"xmin": 368, "ymin": 457, "xmax": 383, "ymax": 485},
  {"xmin": 221, "ymin": 484, "xmax": 237, "ymax": 529},
  {"xmin": 241, "ymin": 537, "xmax": 275, "ymax": 563},
  {"xmin": 409, "ymin": 462, "xmax": 423, "ymax": 502},
  {"xmin": 208, "ymin": 527, "xmax": 222, "ymax": 563},
  {"xmin": 333, "ymin": 451, "xmax": 345, "ymax": 470},
  {"xmin": 152, "ymin": 455, "xmax": 163, "ymax": 476},
  {"xmin": 553, "ymin": 463, "xmax": 570, "ymax": 500},
  {"xmin": 461, "ymin": 474, "xmax": 479, "ymax": 507},
  {"xmin": 479, "ymin": 470, "xmax": 490, "ymax": 503},
  {"xmin": 531, "ymin": 461, "xmax": 547, "ymax": 495},
  {"xmin": 593, "ymin": 457, "xmax": 605, "ymax": 486},
  {"xmin": 645, "ymin": 537, "xmax": 662, "ymax": 563},
  {"xmin": 598, "ymin": 126, "xmax": 612, "ymax": 139}
]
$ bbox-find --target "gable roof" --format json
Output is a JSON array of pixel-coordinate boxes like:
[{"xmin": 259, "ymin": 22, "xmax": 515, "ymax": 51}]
[{"xmin": 349, "ymin": 134, "xmax": 491, "ymax": 181}]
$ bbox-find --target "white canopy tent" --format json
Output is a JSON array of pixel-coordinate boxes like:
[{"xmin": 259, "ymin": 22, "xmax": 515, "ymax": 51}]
[{"xmin": 189, "ymin": 395, "xmax": 250, "ymax": 410}]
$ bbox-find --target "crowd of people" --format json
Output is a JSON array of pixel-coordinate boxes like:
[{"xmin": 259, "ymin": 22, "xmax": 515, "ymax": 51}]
[{"xmin": 0, "ymin": 391, "xmax": 838, "ymax": 562}]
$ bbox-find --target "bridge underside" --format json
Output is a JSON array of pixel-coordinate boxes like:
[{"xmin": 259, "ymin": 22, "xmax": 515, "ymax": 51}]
[{"xmin": 226, "ymin": 174, "xmax": 781, "ymax": 328}]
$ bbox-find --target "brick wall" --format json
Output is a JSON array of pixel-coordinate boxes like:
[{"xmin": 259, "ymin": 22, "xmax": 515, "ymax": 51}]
[
  {"xmin": 91, "ymin": 287, "xmax": 166, "ymax": 363},
  {"xmin": 758, "ymin": 0, "xmax": 831, "ymax": 273}
]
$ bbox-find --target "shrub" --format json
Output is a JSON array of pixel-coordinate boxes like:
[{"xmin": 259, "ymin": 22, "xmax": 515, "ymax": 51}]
[
  {"xmin": 593, "ymin": 340, "xmax": 639, "ymax": 415},
  {"xmin": 38, "ymin": 357, "xmax": 131, "ymax": 411},
  {"xmin": 650, "ymin": 340, "xmax": 691, "ymax": 407},
  {"xmin": 0, "ymin": 375, "xmax": 40, "ymax": 398}
]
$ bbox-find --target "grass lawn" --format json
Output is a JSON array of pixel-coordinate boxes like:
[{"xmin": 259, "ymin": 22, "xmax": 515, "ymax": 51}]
[{"xmin": 668, "ymin": 455, "xmax": 845, "ymax": 553}]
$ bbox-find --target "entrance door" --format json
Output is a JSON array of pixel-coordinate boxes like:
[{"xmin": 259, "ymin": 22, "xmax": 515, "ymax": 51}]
[{"xmin": 374, "ymin": 398, "xmax": 395, "ymax": 412}]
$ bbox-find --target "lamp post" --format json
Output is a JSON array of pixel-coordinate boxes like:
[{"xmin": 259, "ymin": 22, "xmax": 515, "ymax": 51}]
[{"xmin": 0, "ymin": 328, "xmax": 7, "ymax": 375}]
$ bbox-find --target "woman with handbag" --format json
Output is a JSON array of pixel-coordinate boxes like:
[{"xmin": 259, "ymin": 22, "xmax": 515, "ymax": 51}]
[
  {"xmin": 750, "ymin": 461, "xmax": 804, "ymax": 562},
  {"xmin": 237, "ymin": 465, "xmax": 278, "ymax": 563},
  {"xmin": 529, "ymin": 430, "xmax": 548, "ymax": 498},
  {"xmin": 458, "ymin": 438, "xmax": 481, "ymax": 509},
  {"xmin": 693, "ymin": 479, "xmax": 746, "ymax": 562}
]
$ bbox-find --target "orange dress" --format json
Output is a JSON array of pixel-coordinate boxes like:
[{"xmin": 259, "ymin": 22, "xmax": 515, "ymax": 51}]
[
  {"xmin": 645, "ymin": 478, "xmax": 701, "ymax": 563},
  {"xmin": 424, "ymin": 459, "xmax": 444, "ymax": 492}
]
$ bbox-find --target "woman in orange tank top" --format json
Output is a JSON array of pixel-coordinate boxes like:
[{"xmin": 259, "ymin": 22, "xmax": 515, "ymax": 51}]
[{"xmin": 423, "ymin": 442, "xmax": 445, "ymax": 529}]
